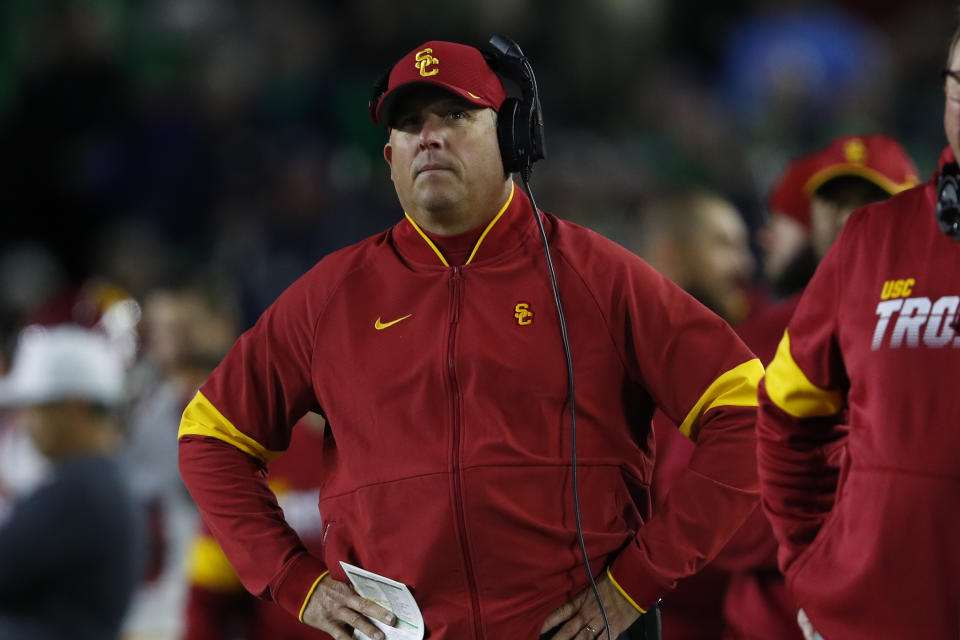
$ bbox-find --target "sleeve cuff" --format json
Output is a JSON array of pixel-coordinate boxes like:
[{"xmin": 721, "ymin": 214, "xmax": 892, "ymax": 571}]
[
  {"xmin": 273, "ymin": 553, "xmax": 329, "ymax": 620},
  {"xmin": 606, "ymin": 567, "xmax": 646, "ymax": 614},
  {"xmin": 608, "ymin": 543, "xmax": 674, "ymax": 613},
  {"xmin": 298, "ymin": 571, "xmax": 329, "ymax": 622}
]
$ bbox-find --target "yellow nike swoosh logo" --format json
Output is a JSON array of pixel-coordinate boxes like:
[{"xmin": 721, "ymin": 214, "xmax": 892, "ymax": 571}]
[{"xmin": 374, "ymin": 314, "xmax": 412, "ymax": 330}]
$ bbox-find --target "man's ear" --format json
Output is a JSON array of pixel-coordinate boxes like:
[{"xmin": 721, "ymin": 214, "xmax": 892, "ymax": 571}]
[{"xmin": 383, "ymin": 142, "xmax": 393, "ymax": 168}]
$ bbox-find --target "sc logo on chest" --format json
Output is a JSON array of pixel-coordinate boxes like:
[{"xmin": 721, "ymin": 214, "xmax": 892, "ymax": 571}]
[{"xmin": 514, "ymin": 303, "xmax": 534, "ymax": 326}]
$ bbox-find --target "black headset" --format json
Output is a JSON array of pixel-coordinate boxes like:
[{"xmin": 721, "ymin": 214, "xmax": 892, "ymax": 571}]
[
  {"xmin": 482, "ymin": 34, "xmax": 546, "ymax": 176},
  {"xmin": 368, "ymin": 35, "xmax": 546, "ymax": 177},
  {"xmin": 936, "ymin": 161, "xmax": 960, "ymax": 241}
]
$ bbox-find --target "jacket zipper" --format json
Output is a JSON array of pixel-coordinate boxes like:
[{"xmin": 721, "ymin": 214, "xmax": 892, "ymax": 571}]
[{"xmin": 447, "ymin": 266, "xmax": 482, "ymax": 639}]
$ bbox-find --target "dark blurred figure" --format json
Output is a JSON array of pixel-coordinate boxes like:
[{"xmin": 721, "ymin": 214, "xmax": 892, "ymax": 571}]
[{"xmin": 0, "ymin": 325, "xmax": 145, "ymax": 640}]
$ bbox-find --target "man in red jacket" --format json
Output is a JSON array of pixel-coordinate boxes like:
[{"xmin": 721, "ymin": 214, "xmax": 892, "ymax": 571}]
[
  {"xmin": 179, "ymin": 39, "xmax": 762, "ymax": 640},
  {"xmin": 757, "ymin": 25, "xmax": 960, "ymax": 640},
  {"xmin": 728, "ymin": 133, "xmax": 915, "ymax": 640}
]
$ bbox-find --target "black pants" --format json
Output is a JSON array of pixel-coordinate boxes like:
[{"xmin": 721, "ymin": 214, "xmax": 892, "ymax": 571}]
[{"xmin": 539, "ymin": 605, "xmax": 661, "ymax": 640}]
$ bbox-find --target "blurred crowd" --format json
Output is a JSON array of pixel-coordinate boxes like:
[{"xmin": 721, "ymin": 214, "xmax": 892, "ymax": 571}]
[
  {"xmin": 0, "ymin": 0, "xmax": 957, "ymax": 638},
  {"xmin": 0, "ymin": 0, "xmax": 956, "ymax": 332}
]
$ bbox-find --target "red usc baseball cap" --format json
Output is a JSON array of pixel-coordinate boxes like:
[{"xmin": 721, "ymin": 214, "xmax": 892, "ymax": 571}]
[
  {"xmin": 804, "ymin": 134, "xmax": 919, "ymax": 197},
  {"xmin": 767, "ymin": 152, "xmax": 820, "ymax": 231},
  {"xmin": 371, "ymin": 40, "xmax": 507, "ymax": 127}
]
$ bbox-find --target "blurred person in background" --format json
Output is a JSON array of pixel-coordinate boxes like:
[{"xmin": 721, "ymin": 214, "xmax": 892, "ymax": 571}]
[
  {"xmin": 627, "ymin": 189, "xmax": 756, "ymax": 326},
  {"xmin": 757, "ymin": 23, "xmax": 960, "ymax": 640},
  {"xmin": 740, "ymin": 133, "xmax": 919, "ymax": 366},
  {"xmin": 121, "ymin": 280, "xmax": 239, "ymax": 640},
  {"xmin": 631, "ymin": 136, "xmax": 915, "ymax": 640},
  {"xmin": 805, "ymin": 135, "xmax": 917, "ymax": 260},
  {"xmin": 0, "ymin": 410, "xmax": 48, "ymax": 523},
  {"xmin": 182, "ymin": 413, "xmax": 327, "ymax": 640},
  {"xmin": 0, "ymin": 245, "xmax": 142, "ymax": 537},
  {"xmin": 760, "ymin": 154, "xmax": 819, "ymax": 301},
  {"xmin": 622, "ymin": 189, "xmax": 760, "ymax": 640},
  {"xmin": 178, "ymin": 38, "xmax": 763, "ymax": 640},
  {"xmin": 0, "ymin": 325, "xmax": 145, "ymax": 640}
]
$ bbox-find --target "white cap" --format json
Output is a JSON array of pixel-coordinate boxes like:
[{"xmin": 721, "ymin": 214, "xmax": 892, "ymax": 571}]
[{"xmin": 0, "ymin": 325, "xmax": 125, "ymax": 407}]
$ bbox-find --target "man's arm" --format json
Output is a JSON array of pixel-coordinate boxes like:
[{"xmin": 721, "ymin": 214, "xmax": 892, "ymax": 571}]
[
  {"xmin": 550, "ymin": 248, "xmax": 764, "ymax": 619},
  {"xmin": 756, "ymin": 234, "xmax": 849, "ymax": 573},
  {"xmin": 607, "ymin": 362, "xmax": 763, "ymax": 611},
  {"xmin": 539, "ymin": 354, "xmax": 762, "ymax": 640},
  {"xmin": 177, "ymin": 269, "xmax": 397, "ymax": 637},
  {"xmin": 178, "ymin": 434, "xmax": 327, "ymax": 615},
  {"xmin": 175, "ymin": 259, "xmax": 334, "ymax": 618},
  {"xmin": 179, "ymin": 431, "xmax": 397, "ymax": 640}
]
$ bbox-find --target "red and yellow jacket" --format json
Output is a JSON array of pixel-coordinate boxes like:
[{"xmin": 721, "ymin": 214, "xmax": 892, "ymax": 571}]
[
  {"xmin": 758, "ymin": 151, "xmax": 960, "ymax": 640},
  {"xmin": 179, "ymin": 184, "xmax": 762, "ymax": 639}
]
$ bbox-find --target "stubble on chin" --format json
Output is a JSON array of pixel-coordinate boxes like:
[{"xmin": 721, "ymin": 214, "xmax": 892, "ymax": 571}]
[{"xmin": 412, "ymin": 176, "xmax": 464, "ymax": 216}]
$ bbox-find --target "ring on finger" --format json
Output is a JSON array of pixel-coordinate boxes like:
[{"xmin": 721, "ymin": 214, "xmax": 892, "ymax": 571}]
[{"xmin": 585, "ymin": 625, "xmax": 598, "ymax": 634}]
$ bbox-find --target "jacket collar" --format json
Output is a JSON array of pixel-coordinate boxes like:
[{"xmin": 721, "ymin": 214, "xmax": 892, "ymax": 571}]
[{"xmin": 391, "ymin": 182, "xmax": 538, "ymax": 267}]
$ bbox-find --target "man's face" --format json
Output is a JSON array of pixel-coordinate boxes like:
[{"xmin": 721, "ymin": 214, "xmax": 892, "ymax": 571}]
[
  {"xmin": 21, "ymin": 403, "xmax": 73, "ymax": 458},
  {"xmin": 383, "ymin": 86, "xmax": 507, "ymax": 230},
  {"xmin": 810, "ymin": 195, "xmax": 857, "ymax": 261},
  {"xmin": 945, "ymin": 40, "xmax": 960, "ymax": 160},
  {"xmin": 680, "ymin": 199, "xmax": 754, "ymax": 322}
]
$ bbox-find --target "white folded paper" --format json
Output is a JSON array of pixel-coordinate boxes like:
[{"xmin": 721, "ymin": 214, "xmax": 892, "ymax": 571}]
[{"xmin": 340, "ymin": 561, "xmax": 424, "ymax": 640}]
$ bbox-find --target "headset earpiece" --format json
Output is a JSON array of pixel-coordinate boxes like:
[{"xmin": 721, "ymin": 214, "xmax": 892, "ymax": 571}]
[
  {"xmin": 484, "ymin": 35, "xmax": 546, "ymax": 175},
  {"xmin": 936, "ymin": 161, "xmax": 960, "ymax": 241},
  {"xmin": 496, "ymin": 97, "xmax": 525, "ymax": 174}
]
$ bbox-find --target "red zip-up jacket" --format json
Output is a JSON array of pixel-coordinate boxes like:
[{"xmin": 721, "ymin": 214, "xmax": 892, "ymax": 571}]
[
  {"xmin": 179, "ymin": 184, "xmax": 762, "ymax": 640},
  {"xmin": 758, "ymin": 151, "xmax": 960, "ymax": 639}
]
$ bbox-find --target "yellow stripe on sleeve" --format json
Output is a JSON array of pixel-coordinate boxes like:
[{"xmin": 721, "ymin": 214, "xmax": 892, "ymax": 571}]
[
  {"xmin": 764, "ymin": 330, "xmax": 844, "ymax": 418},
  {"xmin": 678, "ymin": 358, "xmax": 764, "ymax": 440},
  {"xmin": 298, "ymin": 571, "xmax": 330, "ymax": 622},
  {"xmin": 186, "ymin": 535, "xmax": 244, "ymax": 592},
  {"xmin": 606, "ymin": 567, "xmax": 647, "ymax": 614},
  {"xmin": 178, "ymin": 390, "xmax": 282, "ymax": 463}
]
